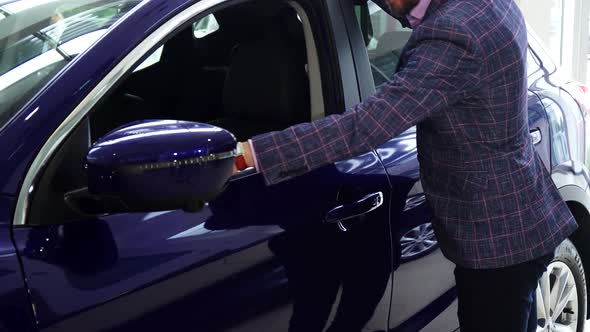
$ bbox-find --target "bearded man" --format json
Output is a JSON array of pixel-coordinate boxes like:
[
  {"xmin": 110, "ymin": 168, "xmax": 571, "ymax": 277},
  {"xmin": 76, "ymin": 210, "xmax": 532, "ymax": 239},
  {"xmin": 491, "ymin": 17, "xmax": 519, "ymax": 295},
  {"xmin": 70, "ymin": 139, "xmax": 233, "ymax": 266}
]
[{"xmin": 233, "ymin": 0, "xmax": 578, "ymax": 331}]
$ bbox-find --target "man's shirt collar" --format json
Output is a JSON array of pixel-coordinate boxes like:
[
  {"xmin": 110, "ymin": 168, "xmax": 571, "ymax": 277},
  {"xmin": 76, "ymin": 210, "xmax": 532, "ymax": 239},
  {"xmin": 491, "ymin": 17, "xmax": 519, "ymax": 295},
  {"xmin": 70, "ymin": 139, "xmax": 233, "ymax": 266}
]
[{"xmin": 407, "ymin": 0, "xmax": 432, "ymax": 29}]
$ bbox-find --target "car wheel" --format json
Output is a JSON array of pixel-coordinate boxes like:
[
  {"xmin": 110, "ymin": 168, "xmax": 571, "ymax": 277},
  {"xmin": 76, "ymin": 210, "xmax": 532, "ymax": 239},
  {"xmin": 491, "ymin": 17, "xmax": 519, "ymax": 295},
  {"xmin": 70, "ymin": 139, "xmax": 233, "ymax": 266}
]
[
  {"xmin": 400, "ymin": 223, "xmax": 438, "ymax": 262},
  {"xmin": 536, "ymin": 239, "xmax": 587, "ymax": 332}
]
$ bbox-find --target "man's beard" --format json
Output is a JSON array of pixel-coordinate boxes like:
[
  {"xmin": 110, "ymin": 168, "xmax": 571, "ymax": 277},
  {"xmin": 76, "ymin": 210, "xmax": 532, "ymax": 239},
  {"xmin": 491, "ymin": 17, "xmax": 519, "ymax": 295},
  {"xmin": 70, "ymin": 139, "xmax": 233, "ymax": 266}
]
[{"xmin": 386, "ymin": 0, "xmax": 420, "ymax": 17}]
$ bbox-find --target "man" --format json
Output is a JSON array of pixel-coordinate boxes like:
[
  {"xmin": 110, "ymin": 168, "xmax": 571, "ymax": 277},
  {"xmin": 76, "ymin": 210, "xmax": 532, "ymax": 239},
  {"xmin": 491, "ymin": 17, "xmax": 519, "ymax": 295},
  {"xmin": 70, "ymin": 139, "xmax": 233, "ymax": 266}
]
[{"xmin": 234, "ymin": 0, "xmax": 578, "ymax": 331}]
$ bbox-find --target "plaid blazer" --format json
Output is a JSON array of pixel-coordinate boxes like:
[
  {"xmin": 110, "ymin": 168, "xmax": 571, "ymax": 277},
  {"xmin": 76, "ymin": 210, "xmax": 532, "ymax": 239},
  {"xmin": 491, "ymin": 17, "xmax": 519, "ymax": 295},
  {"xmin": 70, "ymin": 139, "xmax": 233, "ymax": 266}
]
[{"xmin": 250, "ymin": 0, "xmax": 578, "ymax": 269}]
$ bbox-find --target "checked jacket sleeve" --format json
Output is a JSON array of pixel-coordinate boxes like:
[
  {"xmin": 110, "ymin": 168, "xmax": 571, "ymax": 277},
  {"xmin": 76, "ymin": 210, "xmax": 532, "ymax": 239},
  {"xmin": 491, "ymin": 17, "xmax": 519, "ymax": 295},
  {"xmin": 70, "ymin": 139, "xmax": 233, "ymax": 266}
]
[{"xmin": 250, "ymin": 19, "xmax": 484, "ymax": 185}]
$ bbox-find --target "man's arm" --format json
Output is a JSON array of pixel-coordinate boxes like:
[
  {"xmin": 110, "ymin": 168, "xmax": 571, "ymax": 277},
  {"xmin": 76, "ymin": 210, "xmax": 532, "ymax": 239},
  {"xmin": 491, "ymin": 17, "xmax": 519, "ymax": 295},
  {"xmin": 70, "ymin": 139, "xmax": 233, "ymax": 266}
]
[{"xmin": 249, "ymin": 19, "xmax": 483, "ymax": 185}]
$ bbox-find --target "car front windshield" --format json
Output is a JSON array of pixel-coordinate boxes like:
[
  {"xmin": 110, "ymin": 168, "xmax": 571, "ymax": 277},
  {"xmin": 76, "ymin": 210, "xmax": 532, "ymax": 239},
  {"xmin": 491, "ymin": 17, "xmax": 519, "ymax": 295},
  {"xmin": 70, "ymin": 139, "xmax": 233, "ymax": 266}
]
[{"xmin": 0, "ymin": 0, "xmax": 141, "ymax": 129}]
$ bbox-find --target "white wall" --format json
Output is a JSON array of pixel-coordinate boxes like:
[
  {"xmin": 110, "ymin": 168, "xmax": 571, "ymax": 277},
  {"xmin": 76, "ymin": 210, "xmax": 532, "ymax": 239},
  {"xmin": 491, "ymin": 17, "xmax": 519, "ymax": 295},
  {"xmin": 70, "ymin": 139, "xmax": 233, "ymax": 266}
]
[{"xmin": 517, "ymin": 0, "xmax": 590, "ymax": 83}]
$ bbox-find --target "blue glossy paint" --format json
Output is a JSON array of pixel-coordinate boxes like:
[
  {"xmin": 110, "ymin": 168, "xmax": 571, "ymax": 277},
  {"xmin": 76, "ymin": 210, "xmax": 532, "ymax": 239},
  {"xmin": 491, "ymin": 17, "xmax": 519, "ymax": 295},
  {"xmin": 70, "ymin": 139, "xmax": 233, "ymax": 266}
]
[
  {"xmin": 12, "ymin": 211, "xmax": 284, "ymax": 328},
  {"xmin": 376, "ymin": 128, "xmax": 420, "ymax": 180},
  {"xmin": 374, "ymin": 128, "xmax": 432, "ymax": 250},
  {"xmin": 544, "ymin": 95, "xmax": 572, "ymax": 167},
  {"xmin": 87, "ymin": 120, "xmax": 236, "ymax": 209},
  {"xmin": 14, "ymin": 149, "xmax": 393, "ymax": 330},
  {"xmin": 527, "ymin": 92, "xmax": 552, "ymax": 170},
  {"xmin": 0, "ymin": 196, "xmax": 36, "ymax": 332},
  {"xmin": 0, "ymin": 0, "xmax": 587, "ymax": 331},
  {"xmin": 88, "ymin": 120, "xmax": 236, "ymax": 167}
]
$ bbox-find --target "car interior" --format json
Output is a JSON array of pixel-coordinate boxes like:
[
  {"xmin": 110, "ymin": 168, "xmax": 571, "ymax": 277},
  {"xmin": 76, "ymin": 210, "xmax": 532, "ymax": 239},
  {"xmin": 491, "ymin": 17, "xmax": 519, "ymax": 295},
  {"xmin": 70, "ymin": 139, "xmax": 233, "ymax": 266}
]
[
  {"xmin": 368, "ymin": 30, "xmax": 410, "ymax": 85},
  {"xmin": 92, "ymin": 2, "xmax": 313, "ymax": 141},
  {"xmin": 27, "ymin": 0, "xmax": 324, "ymax": 224}
]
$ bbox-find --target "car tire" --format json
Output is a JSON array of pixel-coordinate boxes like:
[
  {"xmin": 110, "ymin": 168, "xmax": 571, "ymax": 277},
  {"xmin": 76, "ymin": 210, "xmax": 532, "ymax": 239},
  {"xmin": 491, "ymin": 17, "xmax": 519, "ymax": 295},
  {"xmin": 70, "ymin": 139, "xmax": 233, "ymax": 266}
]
[{"xmin": 536, "ymin": 239, "xmax": 587, "ymax": 332}]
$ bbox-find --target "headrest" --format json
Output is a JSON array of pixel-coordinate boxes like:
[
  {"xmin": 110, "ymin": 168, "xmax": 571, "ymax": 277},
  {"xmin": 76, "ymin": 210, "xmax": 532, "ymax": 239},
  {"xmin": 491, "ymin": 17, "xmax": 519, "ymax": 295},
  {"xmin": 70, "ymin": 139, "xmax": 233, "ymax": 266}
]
[{"xmin": 222, "ymin": 30, "xmax": 309, "ymax": 124}]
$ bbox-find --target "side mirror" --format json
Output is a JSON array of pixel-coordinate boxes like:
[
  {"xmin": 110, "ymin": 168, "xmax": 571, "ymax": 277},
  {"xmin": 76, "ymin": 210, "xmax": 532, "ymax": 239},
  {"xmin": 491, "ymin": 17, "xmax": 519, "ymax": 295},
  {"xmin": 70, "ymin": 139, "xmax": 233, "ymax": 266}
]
[{"xmin": 84, "ymin": 120, "xmax": 236, "ymax": 213}]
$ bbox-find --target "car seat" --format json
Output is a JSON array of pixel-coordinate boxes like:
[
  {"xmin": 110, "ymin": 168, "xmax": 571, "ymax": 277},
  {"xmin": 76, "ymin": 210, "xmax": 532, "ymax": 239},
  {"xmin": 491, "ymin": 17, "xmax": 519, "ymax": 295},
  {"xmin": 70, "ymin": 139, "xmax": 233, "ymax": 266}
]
[{"xmin": 211, "ymin": 20, "xmax": 310, "ymax": 140}]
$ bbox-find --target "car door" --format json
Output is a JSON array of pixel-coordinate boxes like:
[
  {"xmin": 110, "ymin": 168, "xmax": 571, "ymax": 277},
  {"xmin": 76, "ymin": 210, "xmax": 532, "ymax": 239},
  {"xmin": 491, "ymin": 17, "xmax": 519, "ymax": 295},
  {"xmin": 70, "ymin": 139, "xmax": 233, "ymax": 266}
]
[
  {"xmin": 0, "ymin": 196, "xmax": 36, "ymax": 332},
  {"xmin": 8, "ymin": 0, "xmax": 395, "ymax": 331},
  {"xmin": 525, "ymin": 38, "xmax": 563, "ymax": 171},
  {"xmin": 526, "ymin": 35, "xmax": 586, "ymax": 172},
  {"xmin": 344, "ymin": 1, "xmax": 460, "ymax": 331}
]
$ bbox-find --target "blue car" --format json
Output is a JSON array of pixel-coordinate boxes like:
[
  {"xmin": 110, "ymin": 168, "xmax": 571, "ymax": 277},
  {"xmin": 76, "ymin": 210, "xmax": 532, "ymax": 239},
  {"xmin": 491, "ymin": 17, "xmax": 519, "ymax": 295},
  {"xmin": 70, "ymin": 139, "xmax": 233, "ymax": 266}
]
[{"xmin": 1, "ymin": 0, "xmax": 590, "ymax": 331}]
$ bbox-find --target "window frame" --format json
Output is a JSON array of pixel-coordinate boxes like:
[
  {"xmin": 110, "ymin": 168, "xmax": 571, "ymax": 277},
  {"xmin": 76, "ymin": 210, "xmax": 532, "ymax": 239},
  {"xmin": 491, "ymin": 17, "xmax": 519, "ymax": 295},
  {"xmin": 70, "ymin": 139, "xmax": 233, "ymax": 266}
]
[
  {"xmin": 340, "ymin": 0, "xmax": 376, "ymax": 100},
  {"xmin": 14, "ymin": 0, "xmax": 230, "ymax": 226},
  {"xmin": 16, "ymin": 0, "xmax": 346, "ymax": 226}
]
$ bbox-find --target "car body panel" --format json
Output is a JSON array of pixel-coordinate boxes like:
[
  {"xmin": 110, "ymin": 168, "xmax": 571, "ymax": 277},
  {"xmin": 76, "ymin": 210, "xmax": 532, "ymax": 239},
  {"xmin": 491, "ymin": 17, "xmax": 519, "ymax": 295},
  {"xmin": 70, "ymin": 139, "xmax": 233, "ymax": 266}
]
[
  {"xmin": 0, "ymin": 195, "xmax": 36, "ymax": 332},
  {"xmin": 528, "ymin": 92, "xmax": 552, "ymax": 170},
  {"xmin": 5, "ymin": 1, "xmax": 395, "ymax": 331},
  {"xmin": 0, "ymin": 0, "xmax": 589, "ymax": 331},
  {"xmin": 13, "ymin": 154, "xmax": 394, "ymax": 331}
]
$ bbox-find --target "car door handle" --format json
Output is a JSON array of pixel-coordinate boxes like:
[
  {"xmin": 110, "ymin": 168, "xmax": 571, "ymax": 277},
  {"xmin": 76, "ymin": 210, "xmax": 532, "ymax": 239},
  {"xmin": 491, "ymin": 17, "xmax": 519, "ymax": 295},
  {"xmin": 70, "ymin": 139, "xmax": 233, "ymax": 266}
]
[
  {"xmin": 325, "ymin": 192, "xmax": 384, "ymax": 229},
  {"xmin": 530, "ymin": 129, "xmax": 542, "ymax": 145}
]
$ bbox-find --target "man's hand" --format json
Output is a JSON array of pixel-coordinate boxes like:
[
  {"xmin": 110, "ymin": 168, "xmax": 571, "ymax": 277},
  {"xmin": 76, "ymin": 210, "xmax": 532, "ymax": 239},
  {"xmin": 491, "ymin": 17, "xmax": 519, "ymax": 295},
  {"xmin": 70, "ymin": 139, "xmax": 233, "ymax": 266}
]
[{"xmin": 232, "ymin": 142, "xmax": 256, "ymax": 176}]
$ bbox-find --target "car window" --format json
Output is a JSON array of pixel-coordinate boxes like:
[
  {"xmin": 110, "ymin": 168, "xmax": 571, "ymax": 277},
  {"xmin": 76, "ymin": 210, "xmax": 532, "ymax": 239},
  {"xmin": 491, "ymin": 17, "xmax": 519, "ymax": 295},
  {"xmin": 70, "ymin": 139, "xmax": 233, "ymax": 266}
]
[
  {"xmin": 132, "ymin": 15, "xmax": 221, "ymax": 73},
  {"xmin": 0, "ymin": 0, "xmax": 141, "ymax": 129},
  {"xmin": 133, "ymin": 14, "xmax": 221, "ymax": 73},
  {"xmin": 354, "ymin": 0, "xmax": 412, "ymax": 88}
]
